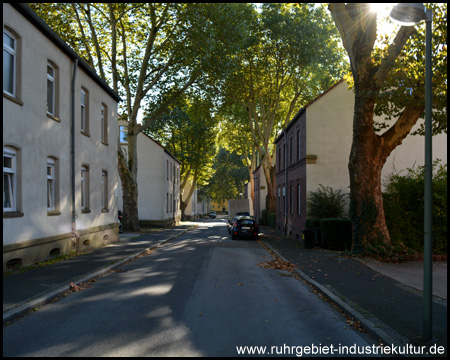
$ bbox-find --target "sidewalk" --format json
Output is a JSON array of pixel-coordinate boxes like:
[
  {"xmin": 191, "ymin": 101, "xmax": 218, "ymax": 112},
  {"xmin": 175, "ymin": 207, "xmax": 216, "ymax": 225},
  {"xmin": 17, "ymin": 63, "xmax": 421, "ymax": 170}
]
[
  {"xmin": 3, "ymin": 222, "xmax": 200, "ymax": 323},
  {"xmin": 260, "ymin": 227, "xmax": 447, "ymax": 351}
]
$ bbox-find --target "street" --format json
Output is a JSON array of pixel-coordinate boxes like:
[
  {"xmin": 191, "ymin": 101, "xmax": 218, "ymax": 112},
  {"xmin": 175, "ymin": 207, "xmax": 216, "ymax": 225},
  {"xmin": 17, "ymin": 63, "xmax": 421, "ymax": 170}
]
[{"xmin": 3, "ymin": 219, "xmax": 376, "ymax": 357}]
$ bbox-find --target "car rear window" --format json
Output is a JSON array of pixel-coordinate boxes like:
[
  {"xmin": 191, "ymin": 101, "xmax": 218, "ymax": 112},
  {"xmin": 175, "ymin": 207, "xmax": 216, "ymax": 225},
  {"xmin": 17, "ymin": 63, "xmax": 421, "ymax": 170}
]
[{"xmin": 238, "ymin": 219, "xmax": 254, "ymax": 225}]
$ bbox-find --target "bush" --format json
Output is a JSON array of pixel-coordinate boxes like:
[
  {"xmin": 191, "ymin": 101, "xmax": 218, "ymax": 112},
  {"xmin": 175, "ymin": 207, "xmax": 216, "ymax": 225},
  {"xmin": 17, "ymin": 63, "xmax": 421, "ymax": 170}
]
[
  {"xmin": 383, "ymin": 160, "xmax": 447, "ymax": 254},
  {"xmin": 305, "ymin": 218, "xmax": 321, "ymax": 229},
  {"xmin": 307, "ymin": 185, "xmax": 348, "ymax": 219},
  {"xmin": 267, "ymin": 212, "xmax": 276, "ymax": 228},
  {"xmin": 261, "ymin": 209, "xmax": 268, "ymax": 225},
  {"xmin": 320, "ymin": 218, "xmax": 352, "ymax": 251}
]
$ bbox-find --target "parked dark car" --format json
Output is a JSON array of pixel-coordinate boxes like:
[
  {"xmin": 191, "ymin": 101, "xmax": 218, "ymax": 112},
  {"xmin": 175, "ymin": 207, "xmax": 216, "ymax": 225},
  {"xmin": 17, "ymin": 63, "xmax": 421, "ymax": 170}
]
[
  {"xmin": 229, "ymin": 215, "xmax": 259, "ymax": 240},
  {"xmin": 209, "ymin": 211, "xmax": 216, "ymax": 218}
]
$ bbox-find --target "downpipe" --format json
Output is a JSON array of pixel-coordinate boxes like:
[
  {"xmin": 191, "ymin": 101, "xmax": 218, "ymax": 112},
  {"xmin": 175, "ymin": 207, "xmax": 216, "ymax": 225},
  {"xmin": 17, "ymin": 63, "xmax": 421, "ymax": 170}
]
[{"xmin": 71, "ymin": 59, "xmax": 80, "ymax": 252}]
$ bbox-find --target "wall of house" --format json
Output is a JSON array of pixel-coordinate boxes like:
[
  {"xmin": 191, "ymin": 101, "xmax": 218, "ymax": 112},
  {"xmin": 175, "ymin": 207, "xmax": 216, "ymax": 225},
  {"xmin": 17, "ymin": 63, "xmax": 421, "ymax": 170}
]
[
  {"xmin": 3, "ymin": 4, "xmax": 119, "ymax": 270},
  {"xmin": 274, "ymin": 80, "xmax": 447, "ymax": 241},
  {"xmin": 306, "ymin": 80, "xmax": 447, "ymax": 201},
  {"xmin": 117, "ymin": 125, "xmax": 181, "ymax": 227},
  {"xmin": 274, "ymin": 109, "xmax": 307, "ymax": 238}
]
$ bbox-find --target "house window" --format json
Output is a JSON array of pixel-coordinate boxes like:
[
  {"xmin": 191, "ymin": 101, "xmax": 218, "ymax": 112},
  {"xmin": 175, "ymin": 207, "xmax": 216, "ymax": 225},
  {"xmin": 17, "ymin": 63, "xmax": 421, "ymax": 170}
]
[
  {"xmin": 119, "ymin": 125, "xmax": 127, "ymax": 143},
  {"xmin": 3, "ymin": 146, "xmax": 17, "ymax": 211},
  {"xmin": 297, "ymin": 184, "xmax": 301, "ymax": 215},
  {"xmin": 290, "ymin": 137, "xmax": 293, "ymax": 164},
  {"xmin": 47, "ymin": 64, "xmax": 55, "ymax": 115},
  {"xmin": 278, "ymin": 187, "xmax": 281, "ymax": 211},
  {"xmin": 101, "ymin": 170, "xmax": 108, "ymax": 210},
  {"xmin": 101, "ymin": 104, "xmax": 108, "ymax": 143},
  {"xmin": 47, "ymin": 158, "xmax": 55, "ymax": 211},
  {"xmin": 81, "ymin": 165, "xmax": 89, "ymax": 210},
  {"xmin": 3, "ymin": 30, "xmax": 17, "ymax": 97},
  {"xmin": 297, "ymin": 130, "xmax": 301, "ymax": 161},
  {"xmin": 81, "ymin": 88, "xmax": 89, "ymax": 134},
  {"xmin": 290, "ymin": 185, "xmax": 293, "ymax": 214}
]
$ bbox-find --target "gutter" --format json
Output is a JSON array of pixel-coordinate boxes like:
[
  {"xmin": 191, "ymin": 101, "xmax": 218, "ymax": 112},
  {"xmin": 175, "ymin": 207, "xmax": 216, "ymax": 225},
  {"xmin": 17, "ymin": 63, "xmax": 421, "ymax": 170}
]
[{"xmin": 71, "ymin": 59, "xmax": 80, "ymax": 251}]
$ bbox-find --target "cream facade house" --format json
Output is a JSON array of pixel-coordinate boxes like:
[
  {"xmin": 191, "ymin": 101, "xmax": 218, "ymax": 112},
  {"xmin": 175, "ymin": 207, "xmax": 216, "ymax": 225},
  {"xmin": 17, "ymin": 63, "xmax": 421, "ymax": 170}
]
[
  {"xmin": 117, "ymin": 121, "xmax": 181, "ymax": 227},
  {"xmin": 275, "ymin": 79, "xmax": 447, "ymax": 239},
  {"xmin": 3, "ymin": 3, "xmax": 121, "ymax": 270}
]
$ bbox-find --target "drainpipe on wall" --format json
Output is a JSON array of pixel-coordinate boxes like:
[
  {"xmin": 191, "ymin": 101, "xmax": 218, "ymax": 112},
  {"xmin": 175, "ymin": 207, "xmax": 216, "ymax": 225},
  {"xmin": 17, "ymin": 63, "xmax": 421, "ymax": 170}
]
[
  {"xmin": 71, "ymin": 59, "xmax": 80, "ymax": 252},
  {"xmin": 284, "ymin": 129, "xmax": 288, "ymax": 235}
]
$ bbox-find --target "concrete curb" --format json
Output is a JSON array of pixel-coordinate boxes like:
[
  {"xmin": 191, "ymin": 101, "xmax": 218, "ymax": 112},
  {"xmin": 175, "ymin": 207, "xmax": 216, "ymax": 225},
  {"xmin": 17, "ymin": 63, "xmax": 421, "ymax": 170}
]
[
  {"xmin": 261, "ymin": 240, "xmax": 411, "ymax": 348},
  {"xmin": 3, "ymin": 225, "xmax": 198, "ymax": 324}
]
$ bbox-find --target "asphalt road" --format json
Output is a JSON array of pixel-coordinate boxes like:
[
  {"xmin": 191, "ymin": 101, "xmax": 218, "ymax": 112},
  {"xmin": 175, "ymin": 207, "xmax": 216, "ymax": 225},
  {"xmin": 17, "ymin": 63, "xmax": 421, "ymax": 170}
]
[{"xmin": 3, "ymin": 219, "xmax": 376, "ymax": 357}]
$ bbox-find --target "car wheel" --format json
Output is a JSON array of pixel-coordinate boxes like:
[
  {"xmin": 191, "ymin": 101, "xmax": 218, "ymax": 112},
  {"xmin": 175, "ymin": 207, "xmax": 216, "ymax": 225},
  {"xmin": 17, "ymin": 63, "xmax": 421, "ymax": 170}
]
[{"xmin": 231, "ymin": 234, "xmax": 236, "ymax": 240}]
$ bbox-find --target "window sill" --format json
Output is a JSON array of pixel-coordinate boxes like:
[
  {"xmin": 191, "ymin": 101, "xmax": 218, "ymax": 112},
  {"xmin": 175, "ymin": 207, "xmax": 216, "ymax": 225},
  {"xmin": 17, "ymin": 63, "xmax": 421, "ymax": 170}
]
[
  {"xmin": 3, "ymin": 92, "xmax": 23, "ymax": 106},
  {"xmin": 4, "ymin": 211, "xmax": 24, "ymax": 218},
  {"xmin": 81, "ymin": 209, "xmax": 91, "ymax": 214},
  {"xmin": 81, "ymin": 131, "xmax": 91, "ymax": 137},
  {"xmin": 102, "ymin": 208, "xmax": 109, "ymax": 213},
  {"xmin": 101, "ymin": 140, "xmax": 109, "ymax": 146},
  {"xmin": 47, "ymin": 211, "xmax": 61, "ymax": 216},
  {"xmin": 47, "ymin": 113, "xmax": 61, "ymax": 122}
]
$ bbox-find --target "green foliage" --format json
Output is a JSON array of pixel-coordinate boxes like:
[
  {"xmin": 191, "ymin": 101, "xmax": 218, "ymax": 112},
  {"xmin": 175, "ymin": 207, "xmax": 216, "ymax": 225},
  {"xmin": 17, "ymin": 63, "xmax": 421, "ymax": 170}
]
[
  {"xmin": 307, "ymin": 185, "xmax": 348, "ymax": 220},
  {"xmin": 305, "ymin": 219, "xmax": 321, "ymax": 229},
  {"xmin": 320, "ymin": 218, "xmax": 352, "ymax": 251},
  {"xmin": 206, "ymin": 148, "xmax": 249, "ymax": 203},
  {"xmin": 383, "ymin": 160, "xmax": 447, "ymax": 254},
  {"xmin": 144, "ymin": 95, "xmax": 217, "ymax": 188},
  {"xmin": 261, "ymin": 209, "xmax": 268, "ymax": 226},
  {"xmin": 267, "ymin": 212, "xmax": 276, "ymax": 228}
]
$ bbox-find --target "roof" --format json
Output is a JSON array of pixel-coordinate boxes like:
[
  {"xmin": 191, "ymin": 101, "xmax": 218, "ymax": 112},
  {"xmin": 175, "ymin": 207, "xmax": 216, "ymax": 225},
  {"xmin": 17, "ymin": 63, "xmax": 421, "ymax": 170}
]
[
  {"xmin": 137, "ymin": 126, "xmax": 182, "ymax": 165},
  {"xmin": 10, "ymin": 3, "xmax": 121, "ymax": 103},
  {"xmin": 274, "ymin": 79, "xmax": 345, "ymax": 143}
]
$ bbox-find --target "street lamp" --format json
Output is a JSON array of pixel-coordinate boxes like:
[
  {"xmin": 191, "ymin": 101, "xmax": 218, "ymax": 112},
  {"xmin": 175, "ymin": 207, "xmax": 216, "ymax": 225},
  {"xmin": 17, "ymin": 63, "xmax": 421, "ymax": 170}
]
[{"xmin": 390, "ymin": 3, "xmax": 433, "ymax": 342}]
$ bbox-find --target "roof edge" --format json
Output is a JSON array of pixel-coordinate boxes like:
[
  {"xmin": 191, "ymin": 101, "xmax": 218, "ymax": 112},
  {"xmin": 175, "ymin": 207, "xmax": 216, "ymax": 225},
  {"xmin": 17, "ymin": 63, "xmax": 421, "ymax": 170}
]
[{"xmin": 10, "ymin": 3, "xmax": 121, "ymax": 103}]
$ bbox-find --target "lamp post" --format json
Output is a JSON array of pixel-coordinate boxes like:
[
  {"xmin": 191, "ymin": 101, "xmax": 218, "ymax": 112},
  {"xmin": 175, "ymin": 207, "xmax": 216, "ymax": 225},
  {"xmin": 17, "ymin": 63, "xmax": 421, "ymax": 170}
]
[{"xmin": 390, "ymin": 3, "xmax": 433, "ymax": 341}]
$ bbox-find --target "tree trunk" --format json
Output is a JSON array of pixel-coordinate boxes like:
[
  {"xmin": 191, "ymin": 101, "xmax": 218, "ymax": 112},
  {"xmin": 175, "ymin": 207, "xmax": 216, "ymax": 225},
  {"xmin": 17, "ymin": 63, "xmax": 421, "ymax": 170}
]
[
  {"xmin": 349, "ymin": 88, "xmax": 390, "ymax": 253},
  {"xmin": 118, "ymin": 146, "xmax": 140, "ymax": 231},
  {"xmin": 263, "ymin": 157, "xmax": 276, "ymax": 213}
]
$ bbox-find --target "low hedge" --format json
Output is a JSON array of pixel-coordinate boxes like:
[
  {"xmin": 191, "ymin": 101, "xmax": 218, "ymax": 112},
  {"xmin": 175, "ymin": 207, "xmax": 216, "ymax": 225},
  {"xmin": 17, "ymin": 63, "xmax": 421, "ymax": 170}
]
[
  {"xmin": 261, "ymin": 209, "xmax": 268, "ymax": 225},
  {"xmin": 267, "ymin": 212, "xmax": 276, "ymax": 228}
]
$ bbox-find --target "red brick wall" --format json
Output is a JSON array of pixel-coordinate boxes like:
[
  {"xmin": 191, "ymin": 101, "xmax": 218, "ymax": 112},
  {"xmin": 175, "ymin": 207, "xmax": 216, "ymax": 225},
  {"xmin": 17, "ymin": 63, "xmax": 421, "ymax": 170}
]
[{"xmin": 275, "ymin": 109, "xmax": 307, "ymax": 240}]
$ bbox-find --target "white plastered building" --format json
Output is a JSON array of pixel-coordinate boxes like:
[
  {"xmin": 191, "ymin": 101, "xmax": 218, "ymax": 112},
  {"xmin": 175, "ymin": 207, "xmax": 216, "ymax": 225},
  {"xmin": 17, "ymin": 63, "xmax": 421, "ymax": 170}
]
[{"xmin": 3, "ymin": 3, "xmax": 121, "ymax": 270}]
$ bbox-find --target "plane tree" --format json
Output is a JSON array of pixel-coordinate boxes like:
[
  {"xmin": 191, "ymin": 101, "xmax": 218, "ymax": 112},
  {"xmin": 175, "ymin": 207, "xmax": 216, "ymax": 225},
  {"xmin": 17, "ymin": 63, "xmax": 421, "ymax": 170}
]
[
  {"xmin": 221, "ymin": 3, "xmax": 346, "ymax": 212},
  {"xmin": 143, "ymin": 95, "xmax": 217, "ymax": 218},
  {"xmin": 328, "ymin": 3, "xmax": 447, "ymax": 253}
]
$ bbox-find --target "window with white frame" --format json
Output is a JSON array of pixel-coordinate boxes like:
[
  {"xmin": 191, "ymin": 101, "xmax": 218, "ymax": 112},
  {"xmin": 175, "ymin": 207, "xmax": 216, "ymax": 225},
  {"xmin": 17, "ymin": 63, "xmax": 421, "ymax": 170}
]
[
  {"xmin": 101, "ymin": 104, "xmax": 108, "ymax": 143},
  {"xmin": 81, "ymin": 88, "xmax": 89, "ymax": 133},
  {"xmin": 47, "ymin": 64, "xmax": 55, "ymax": 115},
  {"xmin": 3, "ymin": 146, "xmax": 17, "ymax": 211},
  {"xmin": 3, "ymin": 30, "xmax": 16, "ymax": 97},
  {"xmin": 47, "ymin": 158, "xmax": 55, "ymax": 211},
  {"xmin": 81, "ymin": 165, "xmax": 89, "ymax": 210},
  {"xmin": 101, "ymin": 170, "xmax": 108, "ymax": 210}
]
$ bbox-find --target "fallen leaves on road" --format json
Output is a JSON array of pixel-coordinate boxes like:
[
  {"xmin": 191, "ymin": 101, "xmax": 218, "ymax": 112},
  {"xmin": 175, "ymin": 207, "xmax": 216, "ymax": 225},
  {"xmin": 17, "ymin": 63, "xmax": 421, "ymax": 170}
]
[
  {"xmin": 70, "ymin": 281, "xmax": 92, "ymax": 292},
  {"xmin": 257, "ymin": 258, "xmax": 297, "ymax": 273}
]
